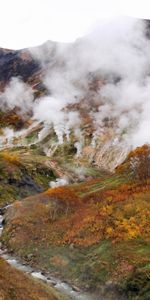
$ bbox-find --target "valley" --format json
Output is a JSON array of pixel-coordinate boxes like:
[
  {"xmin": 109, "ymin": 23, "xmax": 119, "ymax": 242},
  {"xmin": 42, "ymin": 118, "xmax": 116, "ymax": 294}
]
[{"xmin": 0, "ymin": 18, "xmax": 150, "ymax": 300}]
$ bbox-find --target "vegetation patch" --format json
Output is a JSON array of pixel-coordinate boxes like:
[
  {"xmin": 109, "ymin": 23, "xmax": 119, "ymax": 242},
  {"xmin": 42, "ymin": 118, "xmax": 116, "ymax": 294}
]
[
  {"xmin": 1, "ymin": 145, "xmax": 150, "ymax": 298},
  {"xmin": 0, "ymin": 148, "xmax": 56, "ymax": 206},
  {"xmin": 0, "ymin": 257, "xmax": 70, "ymax": 300}
]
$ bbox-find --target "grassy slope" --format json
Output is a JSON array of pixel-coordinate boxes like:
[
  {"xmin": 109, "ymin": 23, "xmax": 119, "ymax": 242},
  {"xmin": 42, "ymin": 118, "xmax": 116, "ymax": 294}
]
[
  {"xmin": 2, "ymin": 172, "xmax": 150, "ymax": 299},
  {"xmin": 0, "ymin": 147, "xmax": 56, "ymax": 207},
  {"xmin": 0, "ymin": 144, "xmax": 105, "ymax": 207},
  {"xmin": 1, "ymin": 146, "xmax": 150, "ymax": 299},
  {"xmin": 0, "ymin": 257, "xmax": 69, "ymax": 300}
]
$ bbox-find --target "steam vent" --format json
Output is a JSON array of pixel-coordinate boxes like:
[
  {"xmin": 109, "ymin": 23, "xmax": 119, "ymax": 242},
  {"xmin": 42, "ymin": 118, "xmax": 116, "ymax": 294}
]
[{"xmin": 0, "ymin": 15, "xmax": 150, "ymax": 300}]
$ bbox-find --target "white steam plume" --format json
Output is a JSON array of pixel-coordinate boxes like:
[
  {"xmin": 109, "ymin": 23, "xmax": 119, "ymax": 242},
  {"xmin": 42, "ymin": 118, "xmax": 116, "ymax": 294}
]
[
  {"xmin": 0, "ymin": 77, "xmax": 34, "ymax": 115},
  {"xmin": 49, "ymin": 177, "xmax": 69, "ymax": 188},
  {"xmin": 29, "ymin": 17, "xmax": 150, "ymax": 149},
  {"xmin": 34, "ymin": 96, "xmax": 80, "ymax": 144},
  {"xmin": 1, "ymin": 17, "xmax": 150, "ymax": 154}
]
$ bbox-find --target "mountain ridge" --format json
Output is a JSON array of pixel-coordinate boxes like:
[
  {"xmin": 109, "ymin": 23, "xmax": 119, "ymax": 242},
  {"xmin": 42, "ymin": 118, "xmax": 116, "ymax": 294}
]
[{"xmin": 0, "ymin": 18, "xmax": 150, "ymax": 300}]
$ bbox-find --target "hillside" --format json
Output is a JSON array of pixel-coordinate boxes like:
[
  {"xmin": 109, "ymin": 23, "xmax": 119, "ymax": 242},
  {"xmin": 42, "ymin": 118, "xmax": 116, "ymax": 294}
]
[
  {"xmin": 1, "ymin": 145, "xmax": 150, "ymax": 300},
  {"xmin": 0, "ymin": 257, "xmax": 69, "ymax": 300},
  {"xmin": 0, "ymin": 18, "xmax": 150, "ymax": 300}
]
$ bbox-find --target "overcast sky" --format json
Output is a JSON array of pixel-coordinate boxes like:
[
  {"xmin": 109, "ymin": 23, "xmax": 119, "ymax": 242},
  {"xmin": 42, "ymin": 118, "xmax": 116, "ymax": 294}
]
[{"xmin": 0, "ymin": 0, "xmax": 150, "ymax": 49}]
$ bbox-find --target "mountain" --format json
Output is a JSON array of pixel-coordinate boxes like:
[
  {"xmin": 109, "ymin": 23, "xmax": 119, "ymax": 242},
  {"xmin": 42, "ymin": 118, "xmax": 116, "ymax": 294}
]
[
  {"xmin": 0, "ymin": 18, "xmax": 150, "ymax": 300},
  {"xmin": 0, "ymin": 41, "xmax": 128, "ymax": 172}
]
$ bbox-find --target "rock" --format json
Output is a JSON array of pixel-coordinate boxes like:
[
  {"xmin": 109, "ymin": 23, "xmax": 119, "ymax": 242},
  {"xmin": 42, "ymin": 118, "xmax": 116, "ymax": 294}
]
[
  {"xmin": 105, "ymin": 280, "xmax": 113, "ymax": 286},
  {"xmin": 47, "ymin": 279, "xmax": 57, "ymax": 286},
  {"xmin": 9, "ymin": 249, "xmax": 14, "ymax": 254},
  {"xmin": 69, "ymin": 243, "xmax": 74, "ymax": 250},
  {"xmin": 85, "ymin": 284, "xmax": 90, "ymax": 290},
  {"xmin": 41, "ymin": 271, "xmax": 46, "ymax": 276},
  {"xmin": 27, "ymin": 253, "xmax": 34, "ymax": 260},
  {"xmin": 72, "ymin": 285, "xmax": 81, "ymax": 292}
]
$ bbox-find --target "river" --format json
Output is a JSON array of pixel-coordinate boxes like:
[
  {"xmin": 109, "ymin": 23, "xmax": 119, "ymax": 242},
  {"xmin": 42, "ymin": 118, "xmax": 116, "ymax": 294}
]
[{"xmin": 0, "ymin": 206, "xmax": 97, "ymax": 300}]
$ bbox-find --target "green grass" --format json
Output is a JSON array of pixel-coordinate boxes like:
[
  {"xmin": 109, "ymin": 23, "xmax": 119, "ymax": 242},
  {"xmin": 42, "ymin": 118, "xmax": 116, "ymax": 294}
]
[
  {"xmin": 1, "ymin": 144, "xmax": 150, "ymax": 299},
  {"xmin": 0, "ymin": 147, "xmax": 56, "ymax": 206},
  {"xmin": 74, "ymin": 173, "xmax": 128, "ymax": 197}
]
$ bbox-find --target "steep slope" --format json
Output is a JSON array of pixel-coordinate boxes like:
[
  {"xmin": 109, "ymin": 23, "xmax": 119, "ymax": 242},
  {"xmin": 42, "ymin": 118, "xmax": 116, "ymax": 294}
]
[
  {"xmin": 0, "ymin": 17, "xmax": 150, "ymax": 300},
  {"xmin": 0, "ymin": 257, "xmax": 69, "ymax": 300},
  {"xmin": 0, "ymin": 147, "xmax": 56, "ymax": 207},
  {"xmin": 2, "ymin": 145, "xmax": 150, "ymax": 300}
]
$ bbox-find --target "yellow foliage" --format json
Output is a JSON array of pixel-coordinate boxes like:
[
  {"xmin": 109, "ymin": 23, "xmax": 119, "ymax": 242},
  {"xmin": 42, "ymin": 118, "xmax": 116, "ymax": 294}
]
[{"xmin": 0, "ymin": 151, "xmax": 20, "ymax": 165}]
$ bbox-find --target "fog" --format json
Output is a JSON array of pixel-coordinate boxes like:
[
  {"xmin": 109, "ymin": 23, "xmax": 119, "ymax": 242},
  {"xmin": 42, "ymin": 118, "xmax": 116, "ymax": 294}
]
[{"xmin": 1, "ymin": 17, "xmax": 150, "ymax": 152}]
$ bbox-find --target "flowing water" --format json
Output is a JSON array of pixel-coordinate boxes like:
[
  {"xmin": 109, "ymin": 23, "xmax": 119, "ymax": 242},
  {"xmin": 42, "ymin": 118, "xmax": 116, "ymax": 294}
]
[{"xmin": 0, "ymin": 208, "xmax": 97, "ymax": 300}]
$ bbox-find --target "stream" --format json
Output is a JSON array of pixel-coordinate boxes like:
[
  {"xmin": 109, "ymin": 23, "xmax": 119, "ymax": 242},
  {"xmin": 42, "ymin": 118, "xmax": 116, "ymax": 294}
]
[{"xmin": 0, "ymin": 206, "xmax": 97, "ymax": 300}]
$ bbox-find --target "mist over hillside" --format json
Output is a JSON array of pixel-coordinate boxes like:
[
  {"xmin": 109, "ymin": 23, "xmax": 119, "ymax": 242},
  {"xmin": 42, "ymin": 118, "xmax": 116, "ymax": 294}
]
[
  {"xmin": 0, "ymin": 18, "xmax": 150, "ymax": 170},
  {"xmin": 1, "ymin": 16, "xmax": 150, "ymax": 300}
]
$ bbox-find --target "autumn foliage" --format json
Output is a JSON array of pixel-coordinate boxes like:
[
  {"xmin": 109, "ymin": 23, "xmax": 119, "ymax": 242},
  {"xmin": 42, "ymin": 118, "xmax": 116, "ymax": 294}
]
[
  {"xmin": 2, "ymin": 145, "xmax": 150, "ymax": 251},
  {"xmin": 2, "ymin": 145, "xmax": 150, "ymax": 297},
  {"xmin": 117, "ymin": 144, "xmax": 150, "ymax": 183},
  {"xmin": 5, "ymin": 169, "xmax": 150, "ymax": 248},
  {"xmin": 0, "ymin": 258, "xmax": 63, "ymax": 300},
  {"xmin": 0, "ymin": 151, "xmax": 21, "ymax": 165}
]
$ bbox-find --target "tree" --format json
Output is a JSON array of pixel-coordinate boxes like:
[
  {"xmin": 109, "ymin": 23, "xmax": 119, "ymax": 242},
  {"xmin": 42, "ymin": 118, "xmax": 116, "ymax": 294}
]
[{"xmin": 128, "ymin": 145, "xmax": 150, "ymax": 183}]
